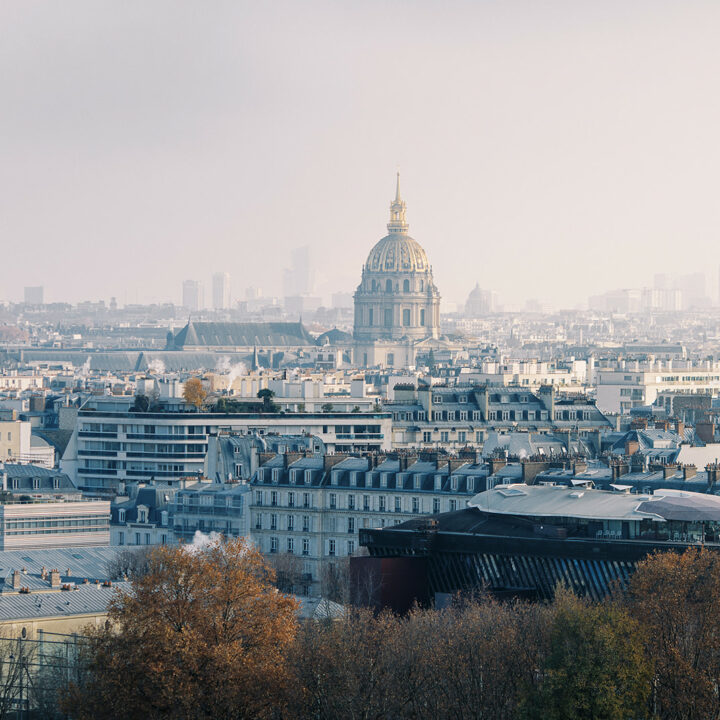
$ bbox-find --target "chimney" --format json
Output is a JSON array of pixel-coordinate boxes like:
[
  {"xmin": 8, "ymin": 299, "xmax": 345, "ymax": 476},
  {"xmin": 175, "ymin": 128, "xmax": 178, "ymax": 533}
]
[
  {"xmin": 488, "ymin": 457, "xmax": 507, "ymax": 475},
  {"xmin": 50, "ymin": 569, "xmax": 61, "ymax": 588},
  {"xmin": 675, "ymin": 419, "xmax": 685, "ymax": 439},
  {"xmin": 611, "ymin": 460, "xmax": 629, "ymax": 481},
  {"xmin": 683, "ymin": 464, "xmax": 697, "ymax": 481},
  {"xmin": 624, "ymin": 440, "xmax": 640, "ymax": 457},
  {"xmin": 696, "ymin": 422, "xmax": 715, "ymax": 445},
  {"xmin": 571, "ymin": 459, "xmax": 588, "ymax": 475},
  {"xmin": 662, "ymin": 464, "xmax": 678, "ymax": 480},
  {"xmin": 11, "ymin": 571, "xmax": 21, "ymax": 590},
  {"xmin": 655, "ymin": 420, "xmax": 670, "ymax": 431},
  {"xmin": 447, "ymin": 458, "xmax": 465, "ymax": 473},
  {"xmin": 707, "ymin": 463, "xmax": 719, "ymax": 488},
  {"xmin": 323, "ymin": 454, "xmax": 345, "ymax": 473},
  {"xmin": 521, "ymin": 458, "xmax": 551, "ymax": 485},
  {"xmin": 40, "ymin": 566, "xmax": 47, "ymax": 580}
]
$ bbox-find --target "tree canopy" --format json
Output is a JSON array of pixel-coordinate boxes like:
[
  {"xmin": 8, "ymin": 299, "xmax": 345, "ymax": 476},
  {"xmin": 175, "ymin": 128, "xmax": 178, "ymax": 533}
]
[{"xmin": 63, "ymin": 538, "xmax": 298, "ymax": 720}]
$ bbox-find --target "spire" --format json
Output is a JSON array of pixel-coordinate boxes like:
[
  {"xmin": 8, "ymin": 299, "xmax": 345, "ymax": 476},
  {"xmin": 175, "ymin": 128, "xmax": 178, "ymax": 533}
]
[{"xmin": 387, "ymin": 172, "xmax": 408, "ymax": 234}]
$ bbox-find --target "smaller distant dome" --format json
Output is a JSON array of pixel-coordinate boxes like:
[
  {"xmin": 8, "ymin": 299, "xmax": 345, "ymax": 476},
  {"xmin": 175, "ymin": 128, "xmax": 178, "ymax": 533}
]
[{"xmin": 365, "ymin": 234, "xmax": 429, "ymax": 274}]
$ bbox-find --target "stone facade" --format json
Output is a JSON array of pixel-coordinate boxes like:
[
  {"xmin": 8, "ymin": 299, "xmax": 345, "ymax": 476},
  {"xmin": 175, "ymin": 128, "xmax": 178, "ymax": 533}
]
[{"xmin": 353, "ymin": 175, "xmax": 441, "ymax": 368}]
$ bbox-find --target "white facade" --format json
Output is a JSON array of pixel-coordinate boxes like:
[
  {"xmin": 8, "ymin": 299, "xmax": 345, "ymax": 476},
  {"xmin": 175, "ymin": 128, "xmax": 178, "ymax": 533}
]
[
  {"xmin": 62, "ymin": 410, "xmax": 392, "ymax": 491},
  {"xmin": 596, "ymin": 362, "xmax": 720, "ymax": 414},
  {"xmin": 0, "ymin": 500, "xmax": 110, "ymax": 551},
  {"xmin": 212, "ymin": 272, "xmax": 231, "ymax": 310}
]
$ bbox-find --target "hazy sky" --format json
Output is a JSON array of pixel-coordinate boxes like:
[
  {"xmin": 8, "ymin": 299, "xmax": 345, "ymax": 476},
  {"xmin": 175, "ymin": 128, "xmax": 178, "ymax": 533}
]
[{"xmin": 2, "ymin": 0, "xmax": 720, "ymax": 309}]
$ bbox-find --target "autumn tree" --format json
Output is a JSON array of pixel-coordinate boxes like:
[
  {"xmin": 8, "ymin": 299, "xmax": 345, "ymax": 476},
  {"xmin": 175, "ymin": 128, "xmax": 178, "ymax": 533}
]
[
  {"xmin": 62, "ymin": 537, "xmax": 298, "ymax": 720},
  {"xmin": 183, "ymin": 377, "xmax": 206, "ymax": 410},
  {"xmin": 524, "ymin": 589, "xmax": 651, "ymax": 720},
  {"xmin": 628, "ymin": 547, "xmax": 720, "ymax": 720}
]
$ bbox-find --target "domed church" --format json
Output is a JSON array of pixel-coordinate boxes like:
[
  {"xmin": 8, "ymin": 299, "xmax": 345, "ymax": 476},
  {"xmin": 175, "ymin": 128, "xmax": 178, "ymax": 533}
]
[{"xmin": 353, "ymin": 175, "xmax": 442, "ymax": 368}]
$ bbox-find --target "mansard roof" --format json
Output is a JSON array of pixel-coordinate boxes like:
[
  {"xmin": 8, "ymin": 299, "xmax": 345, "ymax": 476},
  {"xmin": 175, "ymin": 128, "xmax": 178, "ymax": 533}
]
[{"xmin": 169, "ymin": 321, "xmax": 315, "ymax": 349}]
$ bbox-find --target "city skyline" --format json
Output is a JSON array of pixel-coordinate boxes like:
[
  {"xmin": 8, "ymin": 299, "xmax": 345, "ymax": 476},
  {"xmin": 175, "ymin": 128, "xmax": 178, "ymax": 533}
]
[{"xmin": 3, "ymin": 1, "xmax": 720, "ymax": 309}]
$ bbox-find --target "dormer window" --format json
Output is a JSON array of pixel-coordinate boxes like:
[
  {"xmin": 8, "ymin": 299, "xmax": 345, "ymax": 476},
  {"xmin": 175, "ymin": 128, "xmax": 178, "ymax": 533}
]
[
  {"xmin": 304, "ymin": 470, "xmax": 312, "ymax": 485},
  {"xmin": 331, "ymin": 472, "xmax": 338, "ymax": 486},
  {"xmin": 118, "ymin": 509, "xmax": 126, "ymax": 523},
  {"xmin": 350, "ymin": 472, "xmax": 358, "ymax": 487},
  {"xmin": 272, "ymin": 469, "xmax": 280, "ymax": 484}
]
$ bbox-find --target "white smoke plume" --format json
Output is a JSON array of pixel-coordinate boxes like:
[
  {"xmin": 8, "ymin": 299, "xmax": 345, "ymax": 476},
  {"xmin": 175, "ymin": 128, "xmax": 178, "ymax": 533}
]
[
  {"xmin": 78, "ymin": 357, "xmax": 91, "ymax": 377},
  {"xmin": 187, "ymin": 530, "xmax": 222, "ymax": 552},
  {"xmin": 216, "ymin": 356, "xmax": 247, "ymax": 391},
  {"xmin": 148, "ymin": 358, "xmax": 166, "ymax": 375}
]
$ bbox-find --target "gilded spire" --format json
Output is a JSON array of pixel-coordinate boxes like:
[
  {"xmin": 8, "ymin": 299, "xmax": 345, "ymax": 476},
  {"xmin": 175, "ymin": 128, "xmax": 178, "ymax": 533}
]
[{"xmin": 387, "ymin": 172, "xmax": 408, "ymax": 233}]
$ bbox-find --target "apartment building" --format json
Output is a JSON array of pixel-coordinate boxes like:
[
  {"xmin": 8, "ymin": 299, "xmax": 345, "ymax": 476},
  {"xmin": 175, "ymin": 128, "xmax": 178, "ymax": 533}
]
[
  {"xmin": 388, "ymin": 384, "xmax": 611, "ymax": 453},
  {"xmin": 249, "ymin": 452, "xmax": 484, "ymax": 595},
  {"xmin": 596, "ymin": 360, "xmax": 720, "ymax": 414},
  {"xmin": 0, "ymin": 500, "xmax": 110, "ymax": 551},
  {"xmin": 62, "ymin": 407, "xmax": 391, "ymax": 492}
]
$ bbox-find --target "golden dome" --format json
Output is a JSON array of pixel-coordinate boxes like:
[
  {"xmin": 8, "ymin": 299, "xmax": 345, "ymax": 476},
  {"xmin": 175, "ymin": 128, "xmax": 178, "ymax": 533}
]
[{"xmin": 364, "ymin": 234, "xmax": 429, "ymax": 274}]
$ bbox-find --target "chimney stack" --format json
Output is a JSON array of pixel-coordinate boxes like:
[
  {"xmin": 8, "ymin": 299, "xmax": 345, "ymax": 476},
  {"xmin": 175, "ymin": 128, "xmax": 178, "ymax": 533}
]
[
  {"xmin": 12, "ymin": 571, "xmax": 21, "ymax": 590},
  {"xmin": 50, "ymin": 569, "xmax": 61, "ymax": 588},
  {"xmin": 683, "ymin": 464, "xmax": 697, "ymax": 481}
]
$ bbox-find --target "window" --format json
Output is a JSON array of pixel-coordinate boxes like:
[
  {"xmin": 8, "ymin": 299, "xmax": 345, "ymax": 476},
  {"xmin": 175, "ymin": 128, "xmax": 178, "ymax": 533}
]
[
  {"xmin": 288, "ymin": 492, "xmax": 295, "ymax": 508},
  {"xmin": 287, "ymin": 537, "xmax": 294, "ymax": 554},
  {"xmin": 271, "ymin": 491, "xmax": 278, "ymax": 507},
  {"xmin": 304, "ymin": 470, "xmax": 312, "ymax": 485},
  {"xmin": 118, "ymin": 509, "xmax": 126, "ymax": 523},
  {"xmin": 420, "ymin": 309, "xmax": 425, "ymax": 326},
  {"xmin": 394, "ymin": 497, "xmax": 401, "ymax": 513},
  {"xmin": 347, "ymin": 540, "xmax": 355, "ymax": 555},
  {"xmin": 255, "ymin": 514, "xmax": 263, "ymax": 530},
  {"xmin": 423, "ymin": 431, "xmax": 432, "ymax": 443},
  {"xmin": 402, "ymin": 309, "xmax": 411, "ymax": 326},
  {"xmin": 379, "ymin": 496, "xmax": 386, "ymax": 512},
  {"xmin": 255, "ymin": 490, "xmax": 263, "ymax": 506},
  {"xmin": 331, "ymin": 472, "xmax": 338, "ymax": 486},
  {"xmin": 467, "ymin": 477, "xmax": 475, "ymax": 492},
  {"xmin": 451, "ymin": 476, "xmax": 458, "ymax": 491},
  {"xmin": 287, "ymin": 515, "xmax": 294, "ymax": 531},
  {"xmin": 348, "ymin": 495, "xmax": 355, "ymax": 510},
  {"xmin": 384, "ymin": 308, "xmax": 393, "ymax": 327},
  {"xmin": 161, "ymin": 534, "xmax": 167, "ymax": 544},
  {"xmin": 412, "ymin": 497, "xmax": 419, "ymax": 513},
  {"xmin": 363, "ymin": 495, "xmax": 370, "ymax": 511},
  {"xmin": 433, "ymin": 498, "xmax": 440, "ymax": 514},
  {"xmin": 458, "ymin": 431, "xmax": 466, "ymax": 443},
  {"xmin": 348, "ymin": 517, "xmax": 355, "ymax": 533},
  {"xmin": 135, "ymin": 532, "xmax": 140, "ymax": 545},
  {"xmin": 449, "ymin": 499, "xmax": 457, "ymax": 511},
  {"xmin": 272, "ymin": 468, "xmax": 280, "ymax": 484},
  {"xmin": 403, "ymin": 279, "xmax": 410, "ymax": 292},
  {"xmin": 328, "ymin": 539, "xmax": 336, "ymax": 556},
  {"xmin": 302, "ymin": 515, "xmax": 310, "ymax": 532},
  {"xmin": 386, "ymin": 279, "xmax": 393, "ymax": 293},
  {"xmin": 302, "ymin": 538, "xmax": 310, "ymax": 556},
  {"xmin": 329, "ymin": 493, "xmax": 337, "ymax": 509},
  {"xmin": 440, "ymin": 431, "xmax": 449, "ymax": 443},
  {"xmin": 303, "ymin": 492, "xmax": 311, "ymax": 509},
  {"xmin": 270, "ymin": 514, "xmax": 278, "ymax": 530},
  {"xmin": 387, "ymin": 353, "xmax": 395, "ymax": 367},
  {"xmin": 270, "ymin": 537, "xmax": 278, "ymax": 553},
  {"xmin": 118, "ymin": 531, "xmax": 124, "ymax": 545},
  {"xmin": 368, "ymin": 308, "xmax": 374, "ymax": 325}
]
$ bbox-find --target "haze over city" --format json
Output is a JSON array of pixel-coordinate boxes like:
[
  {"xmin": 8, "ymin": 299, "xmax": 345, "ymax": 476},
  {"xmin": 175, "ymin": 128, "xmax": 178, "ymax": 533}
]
[{"xmin": 3, "ymin": 0, "xmax": 720, "ymax": 309}]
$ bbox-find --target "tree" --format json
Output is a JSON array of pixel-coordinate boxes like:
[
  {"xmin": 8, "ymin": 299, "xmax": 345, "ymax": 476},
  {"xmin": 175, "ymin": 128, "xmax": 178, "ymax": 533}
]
[
  {"xmin": 62, "ymin": 537, "xmax": 299, "ymax": 720},
  {"xmin": 257, "ymin": 388, "xmax": 279, "ymax": 413},
  {"xmin": 105, "ymin": 546, "xmax": 154, "ymax": 581},
  {"xmin": 524, "ymin": 589, "xmax": 651, "ymax": 720},
  {"xmin": 628, "ymin": 548, "xmax": 720, "ymax": 720},
  {"xmin": 0, "ymin": 634, "xmax": 36, "ymax": 720},
  {"xmin": 321, "ymin": 403, "xmax": 334, "ymax": 413},
  {"xmin": 183, "ymin": 377, "xmax": 206, "ymax": 410},
  {"xmin": 130, "ymin": 394, "xmax": 149, "ymax": 412}
]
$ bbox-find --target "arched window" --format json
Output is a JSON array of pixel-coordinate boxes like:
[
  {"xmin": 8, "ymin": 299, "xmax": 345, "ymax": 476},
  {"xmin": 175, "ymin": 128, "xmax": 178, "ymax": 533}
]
[
  {"xmin": 386, "ymin": 279, "xmax": 393, "ymax": 293},
  {"xmin": 403, "ymin": 279, "xmax": 410, "ymax": 293}
]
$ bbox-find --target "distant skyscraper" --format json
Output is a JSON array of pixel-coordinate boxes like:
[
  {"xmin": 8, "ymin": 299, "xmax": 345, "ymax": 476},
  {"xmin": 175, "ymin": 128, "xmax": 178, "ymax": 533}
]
[
  {"xmin": 283, "ymin": 246, "xmax": 314, "ymax": 297},
  {"xmin": 182, "ymin": 280, "xmax": 203, "ymax": 312},
  {"xmin": 23, "ymin": 286, "xmax": 44, "ymax": 305},
  {"xmin": 212, "ymin": 272, "xmax": 231, "ymax": 310}
]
